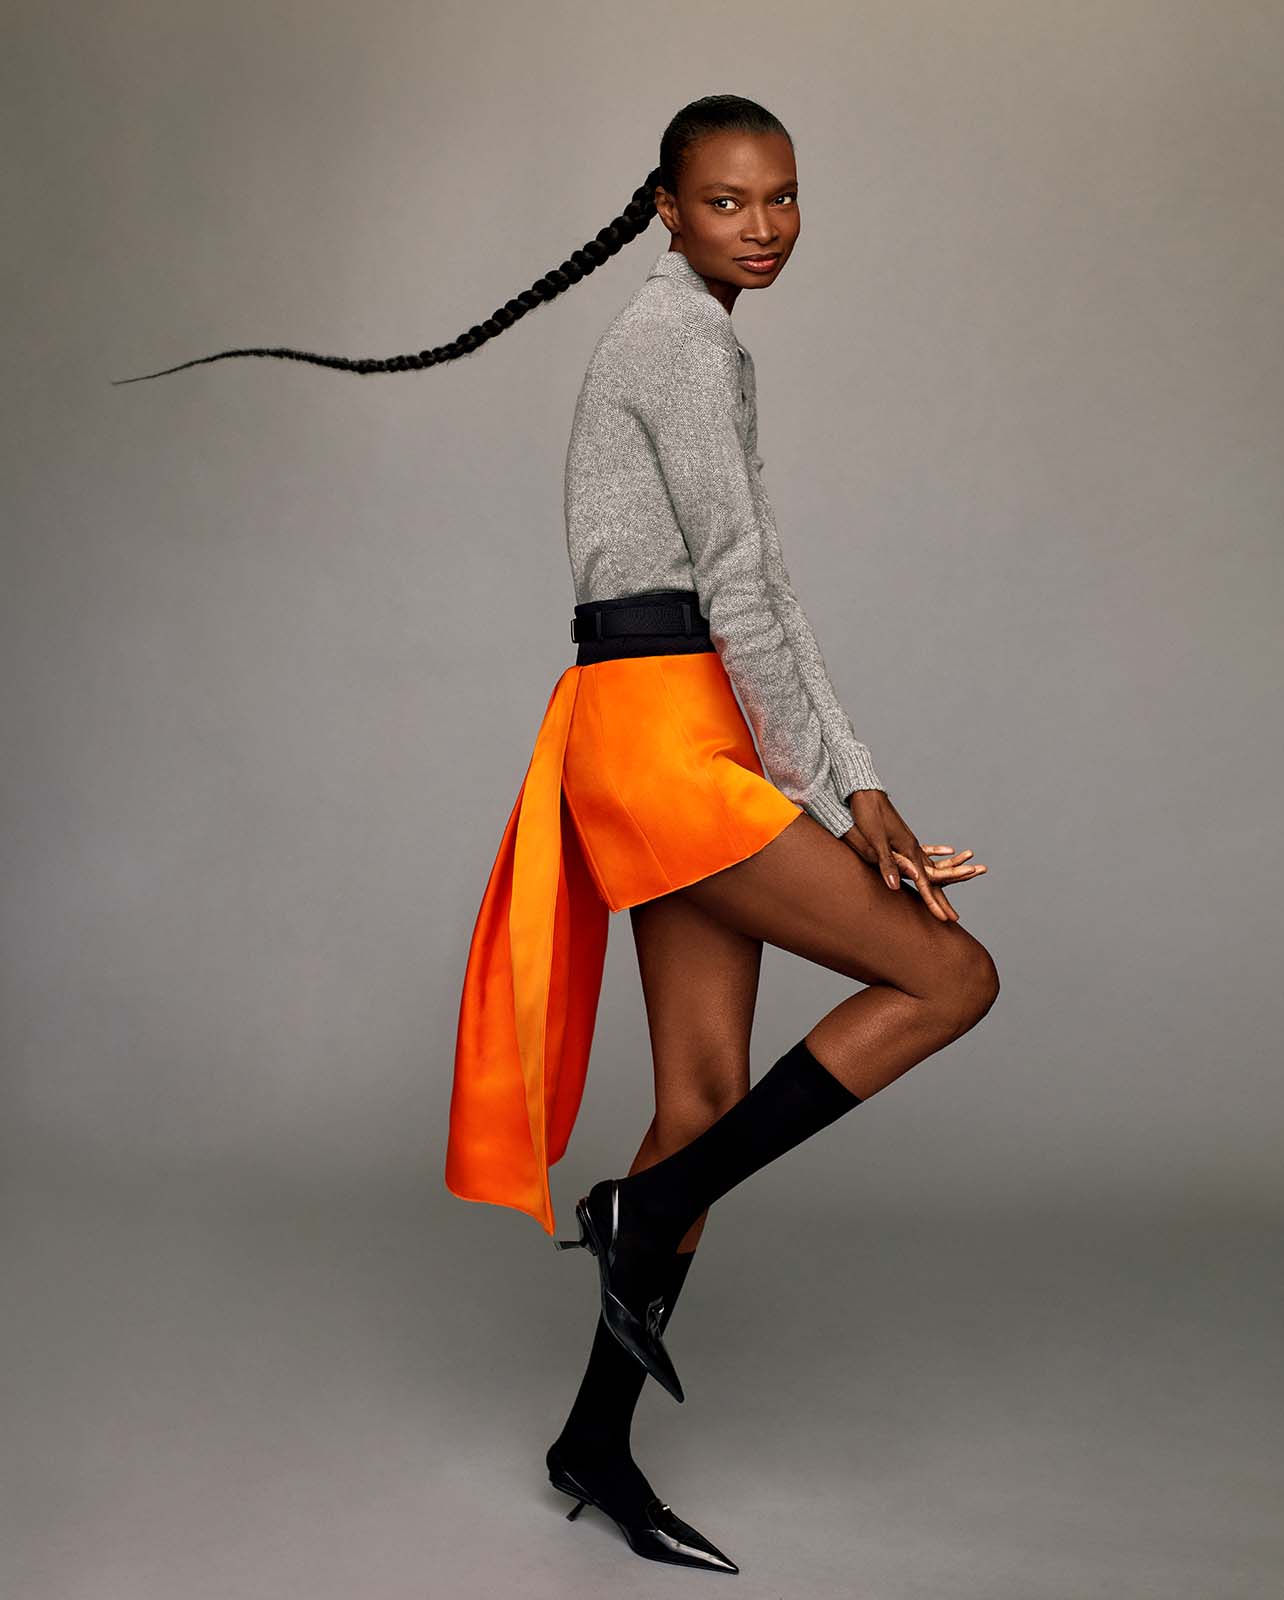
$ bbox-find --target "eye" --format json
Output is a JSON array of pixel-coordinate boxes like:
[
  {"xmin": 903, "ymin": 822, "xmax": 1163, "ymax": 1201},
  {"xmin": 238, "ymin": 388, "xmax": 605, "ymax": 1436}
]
[{"xmin": 710, "ymin": 192, "xmax": 798, "ymax": 211}]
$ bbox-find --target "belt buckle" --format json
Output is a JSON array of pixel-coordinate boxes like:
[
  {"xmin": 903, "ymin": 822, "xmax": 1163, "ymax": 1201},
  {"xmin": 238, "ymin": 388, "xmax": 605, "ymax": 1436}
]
[{"xmin": 571, "ymin": 612, "xmax": 604, "ymax": 643}]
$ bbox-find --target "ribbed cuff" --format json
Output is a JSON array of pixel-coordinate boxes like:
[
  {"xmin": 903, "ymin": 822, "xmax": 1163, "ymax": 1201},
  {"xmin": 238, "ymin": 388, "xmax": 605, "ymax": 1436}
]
[
  {"xmin": 802, "ymin": 783, "xmax": 856, "ymax": 838},
  {"xmin": 827, "ymin": 739, "xmax": 884, "ymax": 801}
]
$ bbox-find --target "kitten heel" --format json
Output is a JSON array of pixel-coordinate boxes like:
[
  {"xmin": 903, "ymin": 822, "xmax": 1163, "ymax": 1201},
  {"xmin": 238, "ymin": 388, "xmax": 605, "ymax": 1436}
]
[
  {"xmin": 553, "ymin": 1202, "xmax": 593, "ymax": 1252},
  {"xmin": 552, "ymin": 1182, "xmax": 685, "ymax": 1403},
  {"xmin": 546, "ymin": 1443, "xmax": 738, "ymax": 1572}
]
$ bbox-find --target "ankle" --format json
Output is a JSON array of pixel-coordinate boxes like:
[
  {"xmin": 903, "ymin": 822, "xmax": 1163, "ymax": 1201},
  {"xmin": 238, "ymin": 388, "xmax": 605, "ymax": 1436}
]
[{"xmin": 552, "ymin": 1423, "xmax": 631, "ymax": 1462}]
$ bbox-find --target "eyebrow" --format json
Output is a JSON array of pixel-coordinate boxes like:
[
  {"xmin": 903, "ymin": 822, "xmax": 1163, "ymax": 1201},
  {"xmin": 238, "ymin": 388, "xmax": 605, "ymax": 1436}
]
[{"xmin": 696, "ymin": 180, "xmax": 798, "ymax": 193}]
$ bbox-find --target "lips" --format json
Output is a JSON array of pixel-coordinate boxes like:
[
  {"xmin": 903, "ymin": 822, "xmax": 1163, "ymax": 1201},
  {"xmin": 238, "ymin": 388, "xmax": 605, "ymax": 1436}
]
[{"xmin": 736, "ymin": 254, "xmax": 780, "ymax": 265}]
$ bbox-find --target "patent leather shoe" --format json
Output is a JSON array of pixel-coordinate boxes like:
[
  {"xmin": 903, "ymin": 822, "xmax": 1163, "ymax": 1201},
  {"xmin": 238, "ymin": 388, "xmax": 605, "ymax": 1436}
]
[
  {"xmin": 554, "ymin": 1177, "xmax": 685, "ymax": 1402},
  {"xmin": 546, "ymin": 1442, "xmax": 738, "ymax": 1573}
]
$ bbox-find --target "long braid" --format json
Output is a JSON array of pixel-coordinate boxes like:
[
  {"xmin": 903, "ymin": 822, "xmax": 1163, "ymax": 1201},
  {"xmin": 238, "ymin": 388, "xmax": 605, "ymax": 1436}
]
[{"xmin": 111, "ymin": 168, "xmax": 664, "ymax": 385}]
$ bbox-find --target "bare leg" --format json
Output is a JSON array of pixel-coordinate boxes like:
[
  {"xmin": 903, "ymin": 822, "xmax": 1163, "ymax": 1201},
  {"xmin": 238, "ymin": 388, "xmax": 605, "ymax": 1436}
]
[
  {"xmin": 585, "ymin": 808, "xmax": 998, "ymax": 1277},
  {"xmin": 552, "ymin": 807, "xmax": 998, "ymax": 1519},
  {"xmin": 625, "ymin": 888, "xmax": 769, "ymax": 1250},
  {"xmin": 674, "ymin": 809, "xmax": 1000, "ymax": 1097},
  {"xmin": 547, "ymin": 893, "xmax": 763, "ymax": 1505}
]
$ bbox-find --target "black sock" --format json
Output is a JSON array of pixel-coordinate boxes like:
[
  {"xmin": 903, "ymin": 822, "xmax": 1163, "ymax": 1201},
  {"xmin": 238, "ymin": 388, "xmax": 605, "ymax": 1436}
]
[
  {"xmin": 550, "ymin": 1246, "xmax": 696, "ymax": 1510},
  {"xmin": 619, "ymin": 1037, "xmax": 862, "ymax": 1252}
]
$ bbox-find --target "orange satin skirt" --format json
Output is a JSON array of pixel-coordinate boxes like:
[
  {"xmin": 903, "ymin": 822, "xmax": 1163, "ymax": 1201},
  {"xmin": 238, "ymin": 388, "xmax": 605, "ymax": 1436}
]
[{"xmin": 444, "ymin": 649, "xmax": 802, "ymax": 1235}]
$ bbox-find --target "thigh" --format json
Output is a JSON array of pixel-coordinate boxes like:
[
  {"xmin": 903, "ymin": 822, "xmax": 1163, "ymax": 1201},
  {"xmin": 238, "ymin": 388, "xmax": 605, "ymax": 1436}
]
[
  {"xmin": 628, "ymin": 891, "xmax": 762, "ymax": 1131},
  {"xmin": 678, "ymin": 811, "xmax": 994, "ymax": 1002}
]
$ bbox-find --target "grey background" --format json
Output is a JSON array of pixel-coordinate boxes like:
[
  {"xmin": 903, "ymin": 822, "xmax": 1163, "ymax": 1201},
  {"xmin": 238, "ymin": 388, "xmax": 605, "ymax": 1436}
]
[{"xmin": 4, "ymin": 2, "xmax": 1281, "ymax": 1597}]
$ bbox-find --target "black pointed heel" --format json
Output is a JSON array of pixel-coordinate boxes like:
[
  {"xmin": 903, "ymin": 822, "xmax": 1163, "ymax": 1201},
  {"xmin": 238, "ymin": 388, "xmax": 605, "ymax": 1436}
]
[
  {"xmin": 553, "ymin": 1179, "xmax": 685, "ymax": 1403},
  {"xmin": 546, "ymin": 1443, "xmax": 739, "ymax": 1573}
]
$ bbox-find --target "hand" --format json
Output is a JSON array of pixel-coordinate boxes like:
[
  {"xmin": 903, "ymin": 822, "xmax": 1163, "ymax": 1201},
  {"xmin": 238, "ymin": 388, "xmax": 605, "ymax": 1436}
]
[{"xmin": 842, "ymin": 790, "xmax": 987, "ymax": 924}]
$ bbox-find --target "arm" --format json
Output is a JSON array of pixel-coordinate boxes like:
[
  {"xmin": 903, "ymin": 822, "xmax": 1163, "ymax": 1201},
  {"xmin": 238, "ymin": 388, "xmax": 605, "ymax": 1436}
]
[
  {"xmin": 741, "ymin": 354, "xmax": 884, "ymax": 807},
  {"xmin": 749, "ymin": 456, "xmax": 885, "ymax": 804},
  {"xmin": 627, "ymin": 328, "xmax": 863, "ymax": 838}
]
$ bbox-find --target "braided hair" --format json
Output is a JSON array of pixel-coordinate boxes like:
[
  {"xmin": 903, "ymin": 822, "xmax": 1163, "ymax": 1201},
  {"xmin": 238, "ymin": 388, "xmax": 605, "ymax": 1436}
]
[{"xmin": 111, "ymin": 94, "xmax": 790, "ymax": 385}]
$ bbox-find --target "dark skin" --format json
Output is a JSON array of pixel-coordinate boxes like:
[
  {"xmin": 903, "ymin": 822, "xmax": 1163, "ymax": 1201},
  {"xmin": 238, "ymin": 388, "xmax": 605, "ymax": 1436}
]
[
  {"xmin": 621, "ymin": 130, "xmax": 998, "ymax": 1250},
  {"xmin": 653, "ymin": 128, "xmax": 986, "ymax": 924}
]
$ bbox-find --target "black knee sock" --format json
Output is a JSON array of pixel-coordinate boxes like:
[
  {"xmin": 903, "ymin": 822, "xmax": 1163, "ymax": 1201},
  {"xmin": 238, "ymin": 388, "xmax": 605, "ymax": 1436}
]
[
  {"xmin": 551, "ymin": 1246, "xmax": 696, "ymax": 1509},
  {"xmin": 619, "ymin": 1037, "xmax": 862, "ymax": 1252}
]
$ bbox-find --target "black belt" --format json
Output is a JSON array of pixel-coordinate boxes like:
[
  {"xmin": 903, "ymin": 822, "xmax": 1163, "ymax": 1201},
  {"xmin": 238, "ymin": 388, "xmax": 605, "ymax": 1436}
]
[{"xmin": 571, "ymin": 588, "xmax": 716, "ymax": 665}]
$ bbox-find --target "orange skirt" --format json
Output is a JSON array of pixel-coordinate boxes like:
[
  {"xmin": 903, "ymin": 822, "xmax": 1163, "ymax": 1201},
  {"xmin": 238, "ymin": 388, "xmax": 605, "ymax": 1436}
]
[{"xmin": 444, "ymin": 650, "xmax": 802, "ymax": 1236}]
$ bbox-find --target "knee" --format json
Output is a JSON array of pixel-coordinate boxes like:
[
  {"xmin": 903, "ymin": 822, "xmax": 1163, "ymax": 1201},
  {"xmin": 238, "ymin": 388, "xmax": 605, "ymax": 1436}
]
[
  {"xmin": 654, "ymin": 1060, "xmax": 749, "ymax": 1152},
  {"xmin": 929, "ymin": 937, "xmax": 1000, "ymax": 1041}
]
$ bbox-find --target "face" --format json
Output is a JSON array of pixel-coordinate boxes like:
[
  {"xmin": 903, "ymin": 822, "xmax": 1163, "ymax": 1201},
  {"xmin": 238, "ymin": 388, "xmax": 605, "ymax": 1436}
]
[{"xmin": 655, "ymin": 129, "xmax": 800, "ymax": 308}]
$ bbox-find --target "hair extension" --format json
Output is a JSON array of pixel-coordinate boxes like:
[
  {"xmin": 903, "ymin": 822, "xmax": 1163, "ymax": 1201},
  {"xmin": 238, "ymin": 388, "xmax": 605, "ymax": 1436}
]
[{"xmin": 111, "ymin": 95, "xmax": 790, "ymax": 385}]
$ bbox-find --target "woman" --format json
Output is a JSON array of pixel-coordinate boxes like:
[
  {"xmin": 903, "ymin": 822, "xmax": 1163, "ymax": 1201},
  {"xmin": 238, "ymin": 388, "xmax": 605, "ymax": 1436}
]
[
  {"xmin": 117, "ymin": 93, "xmax": 997, "ymax": 1578},
  {"xmin": 456, "ymin": 103, "xmax": 998, "ymax": 1573}
]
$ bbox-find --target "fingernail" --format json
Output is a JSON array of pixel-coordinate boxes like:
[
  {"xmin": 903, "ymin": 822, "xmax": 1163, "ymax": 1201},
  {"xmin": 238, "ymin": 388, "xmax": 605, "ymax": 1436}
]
[{"xmin": 885, "ymin": 872, "xmax": 898, "ymax": 889}]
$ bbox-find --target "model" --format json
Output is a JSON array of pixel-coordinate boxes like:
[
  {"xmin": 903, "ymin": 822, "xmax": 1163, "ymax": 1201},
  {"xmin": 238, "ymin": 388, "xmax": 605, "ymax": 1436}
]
[{"xmin": 115, "ymin": 93, "xmax": 997, "ymax": 1578}]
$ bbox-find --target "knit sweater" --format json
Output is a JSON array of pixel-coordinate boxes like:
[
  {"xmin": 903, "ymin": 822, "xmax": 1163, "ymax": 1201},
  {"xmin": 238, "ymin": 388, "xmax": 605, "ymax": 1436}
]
[{"xmin": 563, "ymin": 244, "xmax": 884, "ymax": 837}]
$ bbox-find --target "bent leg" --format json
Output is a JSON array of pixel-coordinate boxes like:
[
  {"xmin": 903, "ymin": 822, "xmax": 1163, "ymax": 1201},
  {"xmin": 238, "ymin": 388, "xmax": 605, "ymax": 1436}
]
[
  {"xmin": 676, "ymin": 810, "xmax": 1000, "ymax": 1099},
  {"xmin": 590, "ymin": 811, "xmax": 1000, "ymax": 1254},
  {"xmin": 562, "ymin": 810, "xmax": 1001, "ymax": 1401}
]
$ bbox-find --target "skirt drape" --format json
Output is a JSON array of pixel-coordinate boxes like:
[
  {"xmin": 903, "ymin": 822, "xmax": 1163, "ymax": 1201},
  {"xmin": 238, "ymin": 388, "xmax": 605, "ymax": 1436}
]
[{"xmin": 445, "ymin": 649, "xmax": 802, "ymax": 1235}]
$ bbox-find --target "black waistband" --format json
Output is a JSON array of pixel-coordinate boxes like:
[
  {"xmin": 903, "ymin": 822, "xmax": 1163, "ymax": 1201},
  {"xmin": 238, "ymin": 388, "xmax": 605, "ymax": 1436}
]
[{"xmin": 572, "ymin": 588, "xmax": 716, "ymax": 664}]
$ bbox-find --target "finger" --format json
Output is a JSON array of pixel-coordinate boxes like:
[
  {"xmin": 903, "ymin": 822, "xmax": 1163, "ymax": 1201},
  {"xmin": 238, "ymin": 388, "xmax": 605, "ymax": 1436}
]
[
  {"xmin": 896, "ymin": 851, "xmax": 952, "ymax": 923},
  {"xmin": 877, "ymin": 841, "xmax": 901, "ymax": 891},
  {"xmin": 913, "ymin": 852, "xmax": 958, "ymax": 923},
  {"xmin": 934, "ymin": 860, "xmax": 987, "ymax": 882}
]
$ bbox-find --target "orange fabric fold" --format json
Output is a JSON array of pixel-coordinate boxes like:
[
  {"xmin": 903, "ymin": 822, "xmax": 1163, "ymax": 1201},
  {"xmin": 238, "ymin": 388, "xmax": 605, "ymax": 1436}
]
[{"xmin": 445, "ymin": 667, "xmax": 608, "ymax": 1236}]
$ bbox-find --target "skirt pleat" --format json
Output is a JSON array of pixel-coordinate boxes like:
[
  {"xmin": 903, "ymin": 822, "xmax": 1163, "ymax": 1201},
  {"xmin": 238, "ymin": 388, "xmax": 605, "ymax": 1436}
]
[{"xmin": 445, "ymin": 651, "xmax": 801, "ymax": 1235}]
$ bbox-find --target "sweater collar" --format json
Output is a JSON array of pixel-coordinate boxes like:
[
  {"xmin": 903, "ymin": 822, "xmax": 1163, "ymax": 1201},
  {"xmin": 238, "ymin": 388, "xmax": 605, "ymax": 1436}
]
[
  {"xmin": 646, "ymin": 246, "xmax": 712, "ymax": 292},
  {"xmin": 645, "ymin": 247, "xmax": 739, "ymax": 340}
]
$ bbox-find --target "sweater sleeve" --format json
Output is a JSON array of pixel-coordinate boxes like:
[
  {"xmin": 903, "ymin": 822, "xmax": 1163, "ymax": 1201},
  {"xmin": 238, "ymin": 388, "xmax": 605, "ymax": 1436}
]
[
  {"xmin": 741, "ymin": 354, "xmax": 885, "ymax": 806},
  {"xmin": 747, "ymin": 455, "xmax": 885, "ymax": 802},
  {"xmin": 626, "ymin": 328, "xmax": 862, "ymax": 838}
]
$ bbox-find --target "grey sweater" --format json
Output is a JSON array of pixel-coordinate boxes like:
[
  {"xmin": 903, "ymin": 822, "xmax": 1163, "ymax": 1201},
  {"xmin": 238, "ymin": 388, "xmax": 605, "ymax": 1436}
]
[{"xmin": 563, "ymin": 245, "xmax": 884, "ymax": 838}]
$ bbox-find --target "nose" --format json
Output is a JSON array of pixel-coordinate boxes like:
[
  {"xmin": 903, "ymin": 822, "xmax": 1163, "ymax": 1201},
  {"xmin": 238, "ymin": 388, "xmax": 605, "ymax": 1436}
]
[{"xmin": 742, "ymin": 206, "xmax": 778, "ymax": 245}]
